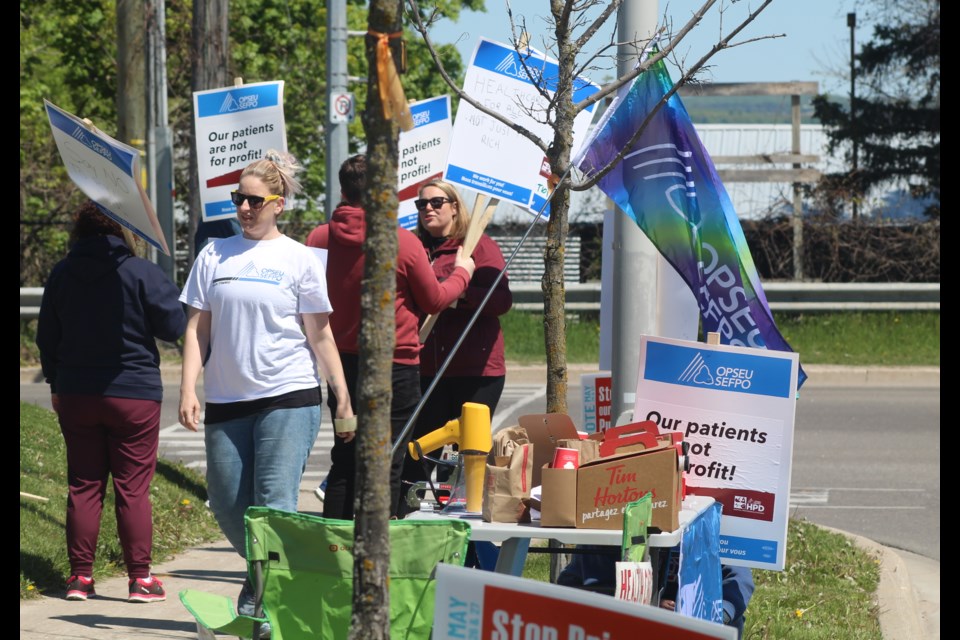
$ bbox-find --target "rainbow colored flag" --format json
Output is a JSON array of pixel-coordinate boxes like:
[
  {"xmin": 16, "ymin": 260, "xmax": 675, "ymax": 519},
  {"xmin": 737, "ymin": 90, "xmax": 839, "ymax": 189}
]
[{"xmin": 575, "ymin": 56, "xmax": 807, "ymax": 387}]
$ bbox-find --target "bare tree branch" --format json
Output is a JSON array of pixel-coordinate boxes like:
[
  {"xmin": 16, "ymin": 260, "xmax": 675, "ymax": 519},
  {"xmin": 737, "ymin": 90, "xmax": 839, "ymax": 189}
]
[
  {"xmin": 406, "ymin": 0, "xmax": 550, "ymax": 154},
  {"xmin": 574, "ymin": 0, "xmax": 623, "ymax": 52},
  {"xmin": 573, "ymin": 0, "xmax": 776, "ymax": 191}
]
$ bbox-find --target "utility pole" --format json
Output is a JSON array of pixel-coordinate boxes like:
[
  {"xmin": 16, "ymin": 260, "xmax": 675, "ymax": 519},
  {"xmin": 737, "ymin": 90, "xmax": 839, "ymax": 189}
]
[
  {"xmin": 117, "ymin": 0, "xmax": 146, "ymax": 215},
  {"xmin": 325, "ymin": 0, "xmax": 350, "ymax": 216},
  {"xmin": 848, "ymin": 11, "xmax": 858, "ymax": 220},
  {"xmin": 610, "ymin": 0, "xmax": 661, "ymax": 424},
  {"xmin": 146, "ymin": 0, "xmax": 175, "ymax": 280},
  {"xmin": 189, "ymin": 0, "xmax": 230, "ymax": 264}
]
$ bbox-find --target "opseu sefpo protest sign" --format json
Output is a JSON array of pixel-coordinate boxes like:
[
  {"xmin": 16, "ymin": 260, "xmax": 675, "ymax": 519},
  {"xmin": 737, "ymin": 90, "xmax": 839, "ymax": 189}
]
[
  {"xmin": 397, "ymin": 96, "xmax": 452, "ymax": 230},
  {"xmin": 45, "ymin": 99, "xmax": 169, "ymax": 254},
  {"xmin": 445, "ymin": 38, "xmax": 599, "ymax": 216},
  {"xmin": 433, "ymin": 564, "xmax": 736, "ymax": 640},
  {"xmin": 634, "ymin": 335, "xmax": 799, "ymax": 571},
  {"xmin": 194, "ymin": 81, "xmax": 287, "ymax": 221}
]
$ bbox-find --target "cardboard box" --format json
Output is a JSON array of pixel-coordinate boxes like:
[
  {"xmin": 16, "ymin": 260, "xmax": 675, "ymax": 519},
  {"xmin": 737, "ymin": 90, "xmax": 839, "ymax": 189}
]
[
  {"xmin": 517, "ymin": 414, "xmax": 580, "ymax": 487},
  {"xmin": 540, "ymin": 444, "xmax": 680, "ymax": 531}
]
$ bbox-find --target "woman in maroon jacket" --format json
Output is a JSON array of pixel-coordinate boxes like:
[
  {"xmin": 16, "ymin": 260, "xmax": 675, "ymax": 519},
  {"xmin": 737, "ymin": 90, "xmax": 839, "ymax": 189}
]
[{"xmin": 399, "ymin": 180, "xmax": 513, "ymax": 515}]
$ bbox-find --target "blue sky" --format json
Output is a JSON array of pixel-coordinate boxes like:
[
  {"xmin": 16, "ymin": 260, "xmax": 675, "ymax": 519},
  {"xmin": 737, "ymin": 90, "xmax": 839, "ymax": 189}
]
[{"xmin": 431, "ymin": 0, "xmax": 864, "ymax": 94}]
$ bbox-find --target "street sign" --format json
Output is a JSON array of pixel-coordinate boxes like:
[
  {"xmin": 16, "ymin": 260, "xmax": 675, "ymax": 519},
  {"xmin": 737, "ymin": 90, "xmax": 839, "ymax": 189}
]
[{"xmin": 330, "ymin": 92, "xmax": 355, "ymax": 123}]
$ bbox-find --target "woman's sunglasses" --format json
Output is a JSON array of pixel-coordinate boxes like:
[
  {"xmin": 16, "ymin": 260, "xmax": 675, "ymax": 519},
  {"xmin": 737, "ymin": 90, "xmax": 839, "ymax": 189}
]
[
  {"xmin": 231, "ymin": 191, "xmax": 280, "ymax": 210},
  {"xmin": 414, "ymin": 196, "xmax": 452, "ymax": 212}
]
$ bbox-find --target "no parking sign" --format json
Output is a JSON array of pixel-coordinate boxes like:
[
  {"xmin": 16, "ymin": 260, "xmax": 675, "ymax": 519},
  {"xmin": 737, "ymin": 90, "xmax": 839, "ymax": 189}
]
[{"xmin": 330, "ymin": 93, "xmax": 355, "ymax": 124}]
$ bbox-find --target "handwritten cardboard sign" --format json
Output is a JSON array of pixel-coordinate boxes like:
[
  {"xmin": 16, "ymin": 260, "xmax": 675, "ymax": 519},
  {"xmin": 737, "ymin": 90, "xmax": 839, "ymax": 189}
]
[
  {"xmin": 45, "ymin": 100, "xmax": 169, "ymax": 254},
  {"xmin": 446, "ymin": 38, "xmax": 599, "ymax": 216}
]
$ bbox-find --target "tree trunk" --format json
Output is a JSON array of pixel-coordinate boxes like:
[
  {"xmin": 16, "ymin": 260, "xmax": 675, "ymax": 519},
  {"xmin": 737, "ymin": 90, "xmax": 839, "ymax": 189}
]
[
  {"xmin": 350, "ymin": 2, "xmax": 401, "ymax": 638},
  {"xmin": 541, "ymin": 2, "xmax": 578, "ymax": 415},
  {"xmin": 189, "ymin": 0, "xmax": 229, "ymax": 263}
]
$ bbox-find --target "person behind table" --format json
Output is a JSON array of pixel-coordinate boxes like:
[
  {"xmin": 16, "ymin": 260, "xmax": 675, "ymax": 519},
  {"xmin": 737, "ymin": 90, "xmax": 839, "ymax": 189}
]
[
  {"xmin": 558, "ymin": 547, "xmax": 755, "ymax": 639},
  {"xmin": 178, "ymin": 150, "xmax": 352, "ymax": 624},
  {"xmin": 398, "ymin": 180, "xmax": 512, "ymax": 516},
  {"xmin": 304, "ymin": 155, "xmax": 476, "ymax": 519},
  {"xmin": 36, "ymin": 200, "xmax": 186, "ymax": 603}
]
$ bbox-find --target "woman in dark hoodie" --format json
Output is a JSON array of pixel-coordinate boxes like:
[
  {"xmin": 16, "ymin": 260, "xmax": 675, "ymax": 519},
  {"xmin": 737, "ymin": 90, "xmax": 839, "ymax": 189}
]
[{"xmin": 36, "ymin": 200, "xmax": 186, "ymax": 603}]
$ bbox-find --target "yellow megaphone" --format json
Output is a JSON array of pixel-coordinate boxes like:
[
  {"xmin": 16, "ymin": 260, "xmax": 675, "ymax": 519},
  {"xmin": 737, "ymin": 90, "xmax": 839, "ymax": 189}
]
[{"xmin": 408, "ymin": 402, "xmax": 492, "ymax": 513}]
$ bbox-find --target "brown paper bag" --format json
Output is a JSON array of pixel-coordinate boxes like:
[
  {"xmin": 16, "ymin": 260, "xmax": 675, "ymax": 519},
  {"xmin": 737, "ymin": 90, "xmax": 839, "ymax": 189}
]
[
  {"xmin": 557, "ymin": 438, "xmax": 600, "ymax": 466},
  {"xmin": 482, "ymin": 428, "xmax": 533, "ymax": 523}
]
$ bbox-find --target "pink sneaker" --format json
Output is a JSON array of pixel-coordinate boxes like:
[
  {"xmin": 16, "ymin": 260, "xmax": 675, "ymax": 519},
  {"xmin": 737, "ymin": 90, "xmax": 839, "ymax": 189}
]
[
  {"xmin": 127, "ymin": 576, "xmax": 166, "ymax": 603},
  {"xmin": 65, "ymin": 575, "xmax": 95, "ymax": 601}
]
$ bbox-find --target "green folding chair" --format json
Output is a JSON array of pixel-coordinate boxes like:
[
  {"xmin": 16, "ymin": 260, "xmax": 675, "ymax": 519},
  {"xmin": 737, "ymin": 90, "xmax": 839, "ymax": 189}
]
[{"xmin": 180, "ymin": 507, "xmax": 471, "ymax": 639}]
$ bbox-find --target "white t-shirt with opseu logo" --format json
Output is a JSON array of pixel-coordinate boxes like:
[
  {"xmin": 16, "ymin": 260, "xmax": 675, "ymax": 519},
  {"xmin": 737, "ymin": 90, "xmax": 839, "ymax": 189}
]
[{"xmin": 180, "ymin": 234, "xmax": 332, "ymax": 404}]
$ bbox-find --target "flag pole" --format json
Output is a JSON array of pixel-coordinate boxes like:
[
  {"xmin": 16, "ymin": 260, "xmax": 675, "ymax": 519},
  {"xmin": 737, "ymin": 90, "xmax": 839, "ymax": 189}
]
[{"xmin": 610, "ymin": 0, "xmax": 662, "ymax": 423}]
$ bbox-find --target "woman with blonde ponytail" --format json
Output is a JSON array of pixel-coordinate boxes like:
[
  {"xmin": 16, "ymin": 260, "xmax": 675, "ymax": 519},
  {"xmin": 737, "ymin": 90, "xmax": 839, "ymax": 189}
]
[{"xmin": 178, "ymin": 150, "xmax": 352, "ymax": 627}]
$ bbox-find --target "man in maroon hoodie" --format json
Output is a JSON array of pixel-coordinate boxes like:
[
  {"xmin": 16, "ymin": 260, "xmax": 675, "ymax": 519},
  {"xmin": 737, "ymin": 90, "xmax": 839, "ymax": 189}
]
[{"xmin": 306, "ymin": 155, "xmax": 475, "ymax": 518}]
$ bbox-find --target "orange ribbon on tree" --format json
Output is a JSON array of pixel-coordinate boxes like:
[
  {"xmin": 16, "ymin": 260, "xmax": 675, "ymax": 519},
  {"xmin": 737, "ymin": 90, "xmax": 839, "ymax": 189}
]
[{"xmin": 369, "ymin": 30, "xmax": 414, "ymax": 132}]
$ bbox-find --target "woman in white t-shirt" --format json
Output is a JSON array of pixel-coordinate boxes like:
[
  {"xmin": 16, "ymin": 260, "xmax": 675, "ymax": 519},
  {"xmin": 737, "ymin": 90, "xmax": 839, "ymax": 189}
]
[{"xmin": 178, "ymin": 150, "xmax": 352, "ymax": 620}]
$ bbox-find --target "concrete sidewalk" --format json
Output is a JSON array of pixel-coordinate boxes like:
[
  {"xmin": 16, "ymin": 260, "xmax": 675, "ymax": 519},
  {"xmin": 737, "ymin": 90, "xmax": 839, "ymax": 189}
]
[
  {"xmin": 20, "ymin": 365, "xmax": 939, "ymax": 638},
  {"xmin": 19, "ymin": 485, "xmax": 939, "ymax": 640}
]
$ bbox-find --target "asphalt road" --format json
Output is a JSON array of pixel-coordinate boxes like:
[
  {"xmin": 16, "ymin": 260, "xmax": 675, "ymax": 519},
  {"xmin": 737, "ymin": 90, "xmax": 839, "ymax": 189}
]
[{"xmin": 20, "ymin": 378, "xmax": 940, "ymax": 561}]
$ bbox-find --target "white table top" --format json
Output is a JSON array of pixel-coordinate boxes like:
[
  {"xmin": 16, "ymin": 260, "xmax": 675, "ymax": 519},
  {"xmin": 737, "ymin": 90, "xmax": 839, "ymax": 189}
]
[{"xmin": 410, "ymin": 495, "xmax": 715, "ymax": 548}]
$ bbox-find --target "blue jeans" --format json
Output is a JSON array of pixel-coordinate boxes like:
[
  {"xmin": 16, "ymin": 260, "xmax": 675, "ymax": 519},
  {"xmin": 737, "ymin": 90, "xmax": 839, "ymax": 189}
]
[{"xmin": 204, "ymin": 405, "xmax": 321, "ymax": 555}]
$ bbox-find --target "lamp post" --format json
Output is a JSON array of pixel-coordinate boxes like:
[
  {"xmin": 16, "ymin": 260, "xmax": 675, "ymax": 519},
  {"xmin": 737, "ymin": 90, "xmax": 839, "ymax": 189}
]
[{"xmin": 848, "ymin": 11, "xmax": 858, "ymax": 219}]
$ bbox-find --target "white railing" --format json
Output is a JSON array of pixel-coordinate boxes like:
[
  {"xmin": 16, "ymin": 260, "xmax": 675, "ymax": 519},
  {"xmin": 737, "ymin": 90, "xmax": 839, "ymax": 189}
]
[
  {"xmin": 20, "ymin": 282, "xmax": 940, "ymax": 319},
  {"xmin": 506, "ymin": 282, "xmax": 940, "ymax": 313}
]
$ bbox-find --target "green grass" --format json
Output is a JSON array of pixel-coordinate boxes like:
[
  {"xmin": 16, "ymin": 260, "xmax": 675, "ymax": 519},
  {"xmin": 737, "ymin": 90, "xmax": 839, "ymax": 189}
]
[
  {"xmin": 520, "ymin": 519, "xmax": 881, "ymax": 640},
  {"xmin": 775, "ymin": 311, "xmax": 939, "ymax": 366},
  {"xmin": 501, "ymin": 309, "xmax": 940, "ymax": 366},
  {"xmin": 501, "ymin": 310, "xmax": 600, "ymax": 364},
  {"xmin": 19, "ymin": 402, "xmax": 222, "ymax": 599}
]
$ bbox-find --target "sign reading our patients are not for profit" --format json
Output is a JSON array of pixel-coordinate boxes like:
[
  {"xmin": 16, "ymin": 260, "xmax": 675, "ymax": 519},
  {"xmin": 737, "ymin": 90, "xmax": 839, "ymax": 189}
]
[
  {"xmin": 193, "ymin": 81, "xmax": 287, "ymax": 221},
  {"xmin": 446, "ymin": 38, "xmax": 599, "ymax": 216},
  {"xmin": 433, "ymin": 564, "xmax": 736, "ymax": 640},
  {"xmin": 633, "ymin": 335, "xmax": 799, "ymax": 571},
  {"xmin": 397, "ymin": 95, "xmax": 452, "ymax": 231}
]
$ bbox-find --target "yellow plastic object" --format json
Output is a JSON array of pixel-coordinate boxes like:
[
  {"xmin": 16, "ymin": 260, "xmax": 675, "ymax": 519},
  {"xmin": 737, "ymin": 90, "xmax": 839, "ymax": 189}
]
[{"xmin": 408, "ymin": 402, "xmax": 492, "ymax": 512}]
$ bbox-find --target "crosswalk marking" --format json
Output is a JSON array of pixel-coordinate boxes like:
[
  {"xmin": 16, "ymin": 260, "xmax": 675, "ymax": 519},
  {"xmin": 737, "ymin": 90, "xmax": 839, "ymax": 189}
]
[{"xmin": 161, "ymin": 386, "xmax": 549, "ymax": 476}]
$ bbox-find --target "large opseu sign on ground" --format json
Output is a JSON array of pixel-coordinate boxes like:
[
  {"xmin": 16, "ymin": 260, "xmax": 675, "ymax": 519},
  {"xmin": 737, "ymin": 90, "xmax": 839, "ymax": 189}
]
[
  {"xmin": 446, "ymin": 38, "xmax": 599, "ymax": 215},
  {"xmin": 45, "ymin": 100, "xmax": 169, "ymax": 254},
  {"xmin": 433, "ymin": 564, "xmax": 736, "ymax": 640},
  {"xmin": 634, "ymin": 336, "xmax": 798, "ymax": 571},
  {"xmin": 194, "ymin": 81, "xmax": 287, "ymax": 221},
  {"xmin": 397, "ymin": 96, "xmax": 452, "ymax": 230}
]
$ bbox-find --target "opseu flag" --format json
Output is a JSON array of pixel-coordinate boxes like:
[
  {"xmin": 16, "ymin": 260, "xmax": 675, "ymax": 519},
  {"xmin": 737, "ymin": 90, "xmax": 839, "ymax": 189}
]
[{"xmin": 575, "ymin": 56, "xmax": 807, "ymax": 387}]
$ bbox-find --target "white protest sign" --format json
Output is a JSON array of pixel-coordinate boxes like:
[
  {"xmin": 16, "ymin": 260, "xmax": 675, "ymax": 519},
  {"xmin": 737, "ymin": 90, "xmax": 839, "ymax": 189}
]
[
  {"xmin": 445, "ymin": 38, "xmax": 600, "ymax": 216},
  {"xmin": 397, "ymin": 96, "xmax": 452, "ymax": 230},
  {"xmin": 194, "ymin": 81, "xmax": 287, "ymax": 221},
  {"xmin": 45, "ymin": 100, "xmax": 169, "ymax": 255},
  {"xmin": 634, "ymin": 335, "xmax": 799, "ymax": 571},
  {"xmin": 433, "ymin": 564, "xmax": 736, "ymax": 640}
]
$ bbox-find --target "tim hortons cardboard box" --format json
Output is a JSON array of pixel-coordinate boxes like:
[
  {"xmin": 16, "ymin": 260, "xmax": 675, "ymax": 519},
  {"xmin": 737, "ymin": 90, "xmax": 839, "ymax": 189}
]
[
  {"xmin": 574, "ymin": 445, "xmax": 680, "ymax": 531},
  {"xmin": 540, "ymin": 422, "xmax": 682, "ymax": 531}
]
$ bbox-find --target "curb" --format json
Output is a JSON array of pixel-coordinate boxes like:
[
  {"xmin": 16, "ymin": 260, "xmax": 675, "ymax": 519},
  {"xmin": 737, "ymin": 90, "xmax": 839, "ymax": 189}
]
[{"xmin": 822, "ymin": 526, "xmax": 925, "ymax": 640}]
